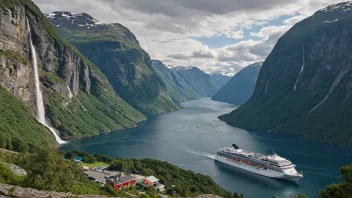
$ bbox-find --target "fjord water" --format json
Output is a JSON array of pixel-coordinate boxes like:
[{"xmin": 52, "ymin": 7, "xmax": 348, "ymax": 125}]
[{"xmin": 62, "ymin": 98, "xmax": 352, "ymax": 197}]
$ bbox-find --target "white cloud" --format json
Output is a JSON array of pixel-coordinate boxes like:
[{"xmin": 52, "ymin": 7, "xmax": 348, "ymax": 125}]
[
  {"xmin": 250, "ymin": 25, "xmax": 290, "ymax": 38},
  {"xmin": 33, "ymin": 0, "xmax": 347, "ymax": 74}
]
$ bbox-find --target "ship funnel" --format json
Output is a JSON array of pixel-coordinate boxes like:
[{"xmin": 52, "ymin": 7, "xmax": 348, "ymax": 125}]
[{"xmin": 232, "ymin": 144, "xmax": 239, "ymax": 149}]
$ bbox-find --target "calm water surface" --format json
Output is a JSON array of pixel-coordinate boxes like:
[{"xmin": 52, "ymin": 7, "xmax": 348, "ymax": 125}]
[{"xmin": 62, "ymin": 98, "xmax": 352, "ymax": 198}]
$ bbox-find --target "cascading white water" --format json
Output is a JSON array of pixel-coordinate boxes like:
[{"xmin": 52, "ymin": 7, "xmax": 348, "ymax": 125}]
[{"xmin": 27, "ymin": 19, "xmax": 66, "ymax": 144}]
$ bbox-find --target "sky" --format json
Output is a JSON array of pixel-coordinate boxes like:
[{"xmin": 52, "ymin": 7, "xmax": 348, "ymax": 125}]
[{"xmin": 33, "ymin": 0, "xmax": 346, "ymax": 75}]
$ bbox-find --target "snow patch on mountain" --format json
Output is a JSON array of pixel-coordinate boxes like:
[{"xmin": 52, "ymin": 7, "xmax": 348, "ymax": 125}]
[
  {"xmin": 323, "ymin": 19, "xmax": 339, "ymax": 23},
  {"xmin": 319, "ymin": 1, "xmax": 352, "ymax": 13}
]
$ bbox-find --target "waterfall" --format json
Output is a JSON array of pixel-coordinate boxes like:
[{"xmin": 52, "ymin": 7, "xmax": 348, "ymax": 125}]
[
  {"xmin": 293, "ymin": 45, "xmax": 305, "ymax": 91},
  {"xmin": 27, "ymin": 19, "xmax": 66, "ymax": 144}
]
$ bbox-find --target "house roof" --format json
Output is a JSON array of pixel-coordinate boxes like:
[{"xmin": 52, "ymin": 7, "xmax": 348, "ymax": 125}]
[
  {"xmin": 155, "ymin": 183, "xmax": 165, "ymax": 189},
  {"xmin": 114, "ymin": 175, "xmax": 136, "ymax": 184},
  {"xmin": 145, "ymin": 176, "xmax": 159, "ymax": 183},
  {"xmin": 84, "ymin": 171, "xmax": 107, "ymax": 181}
]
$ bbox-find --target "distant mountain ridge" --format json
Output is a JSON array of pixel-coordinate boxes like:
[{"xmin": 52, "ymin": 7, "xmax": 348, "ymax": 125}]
[
  {"xmin": 151, "ymin": 61, "xmax": 201, "ymax": 102},
  {"xmin": 152, "ymin": 60, "xmax": 226, "ymax": 102},
  {"xmin": 46, "ymin": 11, "xmax": 181, "ymax": 115},
  {"xmin": 212, "ymin": 62, "xmax": 262, "ymax": 105},
  {"xmin": 210, "ymin": 73, "xmax": 231, "ymax": 88},
  {"xmin": 174, "ymin": 66, "xmax": 219, "ymax": 97},
  {"xmin": 220, "ymin": 2, "xmax": 352, "ymax": 146}
]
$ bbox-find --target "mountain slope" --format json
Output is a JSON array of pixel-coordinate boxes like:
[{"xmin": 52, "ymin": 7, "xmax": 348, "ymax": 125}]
[
  {"xmin": 174, "ymin": 66, "xmax": 219, "ymax": 97},
  {"xmin": 212, "ymin": 62, "xmax": 262, "ymax": 105},
  {"xmin": 151, "ymin": 60, "xmax": 201, "ymax": 102},
  {"xmin": 0, "ymin": 0, "xmax": 145, "ymax": 139},
  {"xmin": 210, "ymin": 73, "xmax": 231, "ymax": 88},
  {"xmin": 0, "ymin": 86, "xmax": 55, "ymax": 152},
  {"xmin": 220, "ymin": 2, "xmax": 352, "ymax": 146},
  {"xmin": 45, "ymin": 12, "xmax": 181, "ymax": 114}
]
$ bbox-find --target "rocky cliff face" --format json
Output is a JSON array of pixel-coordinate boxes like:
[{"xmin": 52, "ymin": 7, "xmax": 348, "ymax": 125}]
[
  {"xmin": 45, "ymin": 12, "xmax": 181, "ymax": 115},
  {"xmin": 0, "ymin": 0, "xmax": 145, "ymax": 139},
  {"xmin": 212, "ymin": 62, "xmax": 262, "ymax": 105},
  {"xmin": 220, "ymin": 2, "xmax": 352, "ymax": 146},
  {"xmin": 0, "ymin": 3, "xmax": 35, "ymax": 111}
]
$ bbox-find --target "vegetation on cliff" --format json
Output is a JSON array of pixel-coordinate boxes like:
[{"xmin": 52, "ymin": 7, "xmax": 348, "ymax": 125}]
[
  {"xmin": 0, "ymin": 86, "xmax": 55, "ymax": 152},
  {"xmin": 0, "ymin": 148, "xmax": 129, "ymax": 197},
  {"xmin": 318, "ymin": 164, "xmax": 352, "ymax": 198}
]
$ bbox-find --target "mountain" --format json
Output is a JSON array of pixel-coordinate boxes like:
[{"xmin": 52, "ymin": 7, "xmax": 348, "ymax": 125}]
[
  {"xmin": 174, "ymin": 66, "xmax": 219, "ymax": 97},
  {"xmin": 45, "ymin": 12, "xmax": 181, "ymax": 114},
  {"xmin": 220, "ymin": 2, "xmax": 352, "ymax": 146},
  {"xmin": 151, "ymin": 60, "xmax": 201, "ymax": 102},
  {"xmin": 209, "ymin": 73, "xmax": 231, "ymax": 88},
  {"xmin": 212, "ymin": 62, "xmax": 262, "ymax": 105},
  {"xmin": 0, "ymin": 0, "xmax": 145, "ymax": 142}
]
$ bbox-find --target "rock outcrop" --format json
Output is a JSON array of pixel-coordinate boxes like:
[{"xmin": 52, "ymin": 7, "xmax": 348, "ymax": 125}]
[
  {"xmin": 0, "ymin": 183, "xmax": 117, "ymax": 198},
  {"xmin": 0, "ymin": 0, "xmax": 145, "ymax": 139},
  {"xmin": 220, "ymin": 2, "xmax": 352, "ymax": 146}
]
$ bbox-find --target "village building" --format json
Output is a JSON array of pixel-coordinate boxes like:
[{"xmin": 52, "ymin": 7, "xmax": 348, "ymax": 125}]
[
  {"xmin": 143, "ymin": 176, "xmax": 165, "ymax": 192},
  {"xmin": 84, "ymin": 170, "xmax": 136, "ymax": 190},
  {"xmin": 91, "ymin": 165, "xmax": 109, "ymax": 172},
  {"xmin": 107, "ymin": 175, "xmax": 137, "ymax": 190}
]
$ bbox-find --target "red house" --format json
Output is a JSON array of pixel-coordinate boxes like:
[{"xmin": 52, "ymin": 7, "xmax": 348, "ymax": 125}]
[{"xmin": 107, "ymin": 175, "xmax": 137, "ymax": 190}]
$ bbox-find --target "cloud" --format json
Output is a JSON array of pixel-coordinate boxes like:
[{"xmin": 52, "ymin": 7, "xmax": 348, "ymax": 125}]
[
  {"xmin": 250, "ymin": 25, "xmax": 290, "ymax": 38},
  {"xmin": 33, "ymin": 0, "xmax": 347, "ymax": 74},
  {"xmin": 192, "ymin": 50, "xmax": 215, "ymax": 59}
]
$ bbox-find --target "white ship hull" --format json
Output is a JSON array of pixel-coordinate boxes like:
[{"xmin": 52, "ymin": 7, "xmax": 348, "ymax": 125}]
[{"xmin": 215, "ymin": 155, "xmax": 302, "ymax": 182}]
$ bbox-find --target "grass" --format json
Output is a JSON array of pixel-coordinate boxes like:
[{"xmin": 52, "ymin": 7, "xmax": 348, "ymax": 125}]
[
  {"xmin": 81, "ymin": 162, "xmax": 109, "ymax": 168},
  {"xmin": 0, "ymin": 86, "xmax": 55, "ymax": 152}
]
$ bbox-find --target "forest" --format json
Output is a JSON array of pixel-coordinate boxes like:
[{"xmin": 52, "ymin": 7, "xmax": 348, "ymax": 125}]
[{"xmin": 65, "ymin": 150, "xmax": 233, "ymax": 197}]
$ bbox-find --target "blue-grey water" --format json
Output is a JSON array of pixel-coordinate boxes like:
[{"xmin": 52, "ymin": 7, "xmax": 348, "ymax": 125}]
[{"xmin": 62, "ymin": 98, "xmax": 352, "ymax": 198}]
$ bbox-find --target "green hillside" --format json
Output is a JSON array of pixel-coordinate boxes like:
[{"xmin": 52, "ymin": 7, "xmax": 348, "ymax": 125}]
[{"xmin": 0, "ymin": 86, "xmax": 55, "ymax": 152}]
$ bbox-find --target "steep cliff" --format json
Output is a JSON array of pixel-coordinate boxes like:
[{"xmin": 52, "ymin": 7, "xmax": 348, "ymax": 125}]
[
  {"xmin": 212, "ymin": 62, "xmax": 262, "ymax": 105},
  {"xmin": 0, "ymin": 0, "xmax": 145, "ymax": 139},
  {"xmin": 45, "ymin": 12, "xmax": 181, "ymax": 115},
  {"xmin": 220, "ymin": 2, "xmax": 352, "ymax": 145},
  {"xmin": 151, "ymin": 60, "xmax": 201, "ymax": 102}
]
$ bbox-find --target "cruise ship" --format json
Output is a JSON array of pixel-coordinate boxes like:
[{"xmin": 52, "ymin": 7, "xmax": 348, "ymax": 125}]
[{"xmin": 215, "ymin": 144, "xmax": 303, "ymax": 181}]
